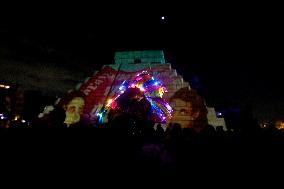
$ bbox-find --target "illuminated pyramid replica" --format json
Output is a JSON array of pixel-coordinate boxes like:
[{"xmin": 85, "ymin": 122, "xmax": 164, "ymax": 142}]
[{"xmin": 76, "ymin": 50, "xmax": 226, "ymax": 129}]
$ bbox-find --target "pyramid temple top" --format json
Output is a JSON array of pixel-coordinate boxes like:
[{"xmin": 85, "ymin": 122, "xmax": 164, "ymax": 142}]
[{"xmin": 114, "ymin": 50, "xmax": 166, "ymax": 65}]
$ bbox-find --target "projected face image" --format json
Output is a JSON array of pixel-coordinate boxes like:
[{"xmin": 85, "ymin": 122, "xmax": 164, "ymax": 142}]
[
  {"xmin": 170, "ymin": 98, "xmax": 196, "ymax": 128},
  {"xmin": 169, "ymin": 88, "xmax": 208, "ymax": 130},
  {"xmin": 64, "ymin": 97, "xmax": 85, "ymax": 126}
]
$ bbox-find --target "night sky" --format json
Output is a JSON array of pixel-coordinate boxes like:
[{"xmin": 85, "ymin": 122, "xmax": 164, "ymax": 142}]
[{"xmin": 0, "ymin": 4, "xmax": 283, "ymax": 121}]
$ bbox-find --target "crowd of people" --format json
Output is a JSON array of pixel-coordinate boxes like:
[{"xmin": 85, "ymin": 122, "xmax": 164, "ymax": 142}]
[{"xmin": 1, "ymin": 87, "xmax": 284, "ymax": 174}]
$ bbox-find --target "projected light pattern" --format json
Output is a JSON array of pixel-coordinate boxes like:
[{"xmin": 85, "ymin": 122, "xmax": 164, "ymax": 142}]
[{"xmin": 97, "ymin": 71, "xmax": 172, "ymax": 124}]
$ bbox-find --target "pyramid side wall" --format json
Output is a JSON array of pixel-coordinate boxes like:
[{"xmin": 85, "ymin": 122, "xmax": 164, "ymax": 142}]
[{"xmin": 77, "ymin": 63, "xmax": 225, "ymax": 129}]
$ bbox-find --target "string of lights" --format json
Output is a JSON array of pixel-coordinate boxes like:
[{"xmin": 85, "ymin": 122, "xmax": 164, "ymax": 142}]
[{"xmin": 96, "ymin": 71, "xmax": 173, "ymax": 124}]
